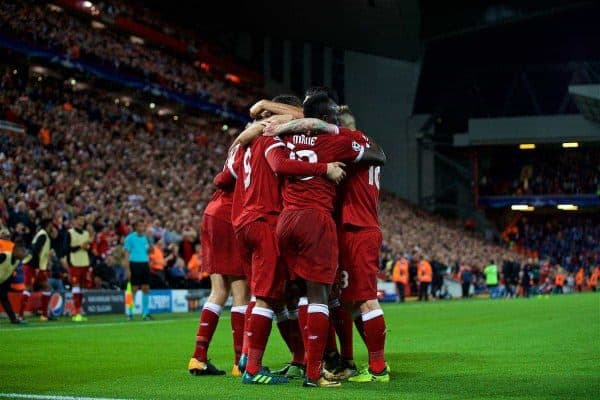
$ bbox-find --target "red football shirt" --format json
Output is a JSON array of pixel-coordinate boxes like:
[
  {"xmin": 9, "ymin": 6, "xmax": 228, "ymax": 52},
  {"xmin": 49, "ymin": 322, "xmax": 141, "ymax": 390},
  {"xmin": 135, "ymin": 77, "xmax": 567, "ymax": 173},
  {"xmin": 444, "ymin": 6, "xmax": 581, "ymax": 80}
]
[
  {"xmin": 280, "ymin": 131, "xmax": 365, "ymax": 213},
  {"xmin": 205, "ymin": 145, "xmax": 239, "ymax": 223},
  {"xmin": 338, "ymin": 128, "xmax": 381, "ymax": 229},
  {"xmin": 233, "ymin": 136, "xmax": 328, "ymax": 231}
]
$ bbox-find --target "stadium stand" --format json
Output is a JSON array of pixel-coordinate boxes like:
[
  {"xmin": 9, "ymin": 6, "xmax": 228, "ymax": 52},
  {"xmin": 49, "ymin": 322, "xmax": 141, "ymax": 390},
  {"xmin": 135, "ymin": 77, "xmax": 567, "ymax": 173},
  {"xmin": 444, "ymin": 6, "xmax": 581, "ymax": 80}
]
[
  {"xmin": 478, "ymin": 146, "xmax": 600, "ymax": 196},
  {"xmin": 0, "ymin": 1, "xmax": 257, "ymax": 112},
  {"xmin": 0, "ymin": 1, "xmax": 597, "ymax": 299}
]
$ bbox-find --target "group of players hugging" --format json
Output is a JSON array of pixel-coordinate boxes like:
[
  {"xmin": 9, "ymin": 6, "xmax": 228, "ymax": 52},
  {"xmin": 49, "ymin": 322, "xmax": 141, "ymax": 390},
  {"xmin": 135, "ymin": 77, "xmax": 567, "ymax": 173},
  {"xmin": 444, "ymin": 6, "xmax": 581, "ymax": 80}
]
[{"xmin": 188, "ymin": 87, "xmax": 389, "ymax": 388}]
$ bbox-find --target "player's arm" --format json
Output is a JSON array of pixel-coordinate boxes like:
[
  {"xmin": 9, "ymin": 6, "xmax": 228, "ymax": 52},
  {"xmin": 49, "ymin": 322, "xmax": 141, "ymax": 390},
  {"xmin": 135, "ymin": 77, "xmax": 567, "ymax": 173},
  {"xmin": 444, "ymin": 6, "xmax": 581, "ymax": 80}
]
[
  {"xmin": 232, "ymin": 114, "xmax": 296, "ymax": 147},
  {"xmin": 250, "ymin": 99, "xmax": 303, "ymax": 119},
  {"xmin": 263, "ymin": 118, "xmax": 339, "ymax": 137},
  {"xmin": 214, "ymin": 144, "xmax": 241, "ymax": 188},
  {"xmin": 213, "ymin": 169, "xmax": 235, "ymax": 188},
  {"xmin": 230, "ymin": 121, "xmax": 265, "ymax": 148},
  {"xmin": 123, "ymin": 236, "xmax": 131, "ymax": 269},
  {"xmin": 265, "ymin": 141, "xmax": 346, "ymax": 184}
]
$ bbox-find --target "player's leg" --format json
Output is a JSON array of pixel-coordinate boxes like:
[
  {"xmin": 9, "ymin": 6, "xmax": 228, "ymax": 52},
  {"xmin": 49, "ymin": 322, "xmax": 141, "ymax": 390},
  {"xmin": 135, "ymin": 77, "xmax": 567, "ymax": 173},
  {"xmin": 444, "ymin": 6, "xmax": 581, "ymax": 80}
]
[
  {"xmin": 273, "ymin": 281, "xmax": 305, "ymax": 378},
  {"xmin": 280, "ymin": 209, "xmax": 340, "ymax": 388},
  {"xmin": 70, "ymin": 267, "xmax": 86, "ymax": 322},
  {"xmin": 128, "ymin": 262, "xmax": 142, "ymax": 320},
  {"xmin": 322, "ymin": 297, "xmax": 341, "ymax": 376},
  {"xmin": 326, "ymin": 240, "xmax": 354, "ymax": 379},
  {"xmin": 347, "ymin": 299, "xmax": 389, "ymax": 383},
  {"xmin": 340, "ymin": 228, "xmax": 388, "ymax": 383},
  {"xmin": 326, "ymin": 297, "xmax": 356, "ymax": 380},
  {"xmin": 189, "ymin": 273, "xmax": 229, "ymax": 375},
  {"xmin": 0, "ymin": 278, "xmax": 21, "ymax": 324},
  {"xmin": 19, "ymin": 265, "xmax": 34, "ymax": 321},
  {"xmin": 229, "ymin": 276, "xmax": 249, "ymax": 376},
  {"xmin": 139, "ymin": 262, "xmax": 151, "ymax": 320},
  {"xmin": 303, "ymin": 281, "xmax": 340, "ymax": 388},
  {"xmin": 241, "ymin": 220, "xmax": 288, "ymax": 385},
  {"xmin": 38, "ymin": 271, "xmax": 53, "ymax": 320}
]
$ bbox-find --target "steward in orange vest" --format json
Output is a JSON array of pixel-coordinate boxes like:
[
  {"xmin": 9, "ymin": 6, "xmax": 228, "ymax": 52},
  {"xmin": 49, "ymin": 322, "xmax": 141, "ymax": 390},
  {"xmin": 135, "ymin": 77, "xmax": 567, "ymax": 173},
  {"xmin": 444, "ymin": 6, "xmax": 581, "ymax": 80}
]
[
  {"xmin": 417, "ymin": 257, "xmax": 432, "ymax": 301},
  {"xmin": 392, "ymin": 257, "xmax": 409, "ymax": 303}
]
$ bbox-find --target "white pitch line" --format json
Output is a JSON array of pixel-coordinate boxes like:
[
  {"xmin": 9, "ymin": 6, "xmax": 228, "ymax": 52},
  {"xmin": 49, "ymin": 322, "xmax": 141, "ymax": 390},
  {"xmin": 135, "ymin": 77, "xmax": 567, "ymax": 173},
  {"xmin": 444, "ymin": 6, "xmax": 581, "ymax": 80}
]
[{"xmin": 0, "ymin": 393, "xmax": 133, "ymax": 400}]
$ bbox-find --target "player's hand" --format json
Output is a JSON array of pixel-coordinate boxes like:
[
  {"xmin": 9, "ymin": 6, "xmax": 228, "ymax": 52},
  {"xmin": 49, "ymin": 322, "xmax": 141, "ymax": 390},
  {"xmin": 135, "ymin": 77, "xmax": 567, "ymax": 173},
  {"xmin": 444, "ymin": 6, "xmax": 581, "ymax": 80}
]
[
  {"xmin": 262, "ymin": 122, "xmax": 279, "ymax": 137},
  {"xmin": 249, "ymin": 99, "xmax": 267, "ymax": 119},
  {"xmin": 326, "ymin": 162, "xmax": 346, "ymax": 184}
]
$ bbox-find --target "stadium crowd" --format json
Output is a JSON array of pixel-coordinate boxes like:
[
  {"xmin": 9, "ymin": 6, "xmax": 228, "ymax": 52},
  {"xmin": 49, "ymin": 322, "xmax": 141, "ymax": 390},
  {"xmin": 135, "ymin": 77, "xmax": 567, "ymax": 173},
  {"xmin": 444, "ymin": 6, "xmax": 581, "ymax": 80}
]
[
  {"xmin": 515, "ymin": 216, "xmax": 600, "ymax": 271},
  {"xmin": 0, "ymin": 0, "xmax": 256, "ymax": 111},
  {"xmin": 1, "ymin": 65, "xmax": 233, "ymax": 292},
  {"xmin": 1, "ymin": 63, "xmax": 599, "ymax": 302},
  {"xmin": 478, "ymin": 147, "xmax": 600, "ymax": 196}
]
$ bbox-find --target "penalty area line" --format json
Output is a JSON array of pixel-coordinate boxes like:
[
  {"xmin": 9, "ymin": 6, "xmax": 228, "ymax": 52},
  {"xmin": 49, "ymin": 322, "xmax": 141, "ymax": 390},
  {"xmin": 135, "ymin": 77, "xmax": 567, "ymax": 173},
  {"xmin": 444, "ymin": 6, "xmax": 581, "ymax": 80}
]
[{"xmin": 0, "ymin": 394, "xmax": 134, "ymax": 400}]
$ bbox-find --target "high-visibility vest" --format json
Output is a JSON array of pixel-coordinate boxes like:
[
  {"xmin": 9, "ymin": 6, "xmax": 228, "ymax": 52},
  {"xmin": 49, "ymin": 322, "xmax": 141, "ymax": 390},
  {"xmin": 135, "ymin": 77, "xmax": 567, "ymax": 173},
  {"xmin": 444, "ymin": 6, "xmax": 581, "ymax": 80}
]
[
  {"xmin": 589, "ymin": 269, "xmax": 599, "ymax": 287},
  {"xmin": 392, "ymin": 258, "xmax": 409, "ymax": 284},
  {"xmin": 575, "ymin": 268, "xmax": 584, "ymax": 285},
  {"xmin": 418, "ymin": 260, "xmax": 433, "ymax": 283},
  {"xmin": 68, "ymin": 228, "xmax": 90, "ymax": 267},
  {"xmin": 150, "ymin": 246, "xmax": 165, "ymax": 271},
  {"xmin": 554, "ymin": 273, "xmax": 565, "ymax": 286},
  {"xmin": 32, "ymin": 229, "xmax": 51, "ymax": 270},
  {"xmin": 0, "ymin": 251, "xmax": 20, "ymax": 283},
  {"xmin": 0, "ymin": 239, "xmax": 14, "ymax": 252}
]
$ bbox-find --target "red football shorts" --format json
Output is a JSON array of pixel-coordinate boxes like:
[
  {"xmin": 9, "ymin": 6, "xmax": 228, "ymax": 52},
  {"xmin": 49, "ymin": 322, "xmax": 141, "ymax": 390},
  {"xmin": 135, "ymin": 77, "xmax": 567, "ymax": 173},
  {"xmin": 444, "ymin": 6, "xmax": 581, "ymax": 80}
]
[
  {"xmin": 23, "ymin": 265, "xmax": 49, "ymax": 287},
  {"xmin": 201, "ymin": 215, "xmax": 244, "ymax": 277},
  {"xmin": 339, "ymin": 226, "xmax": 382, "ymax": 302},
  {"xmin": 277, "ymin": 209, "xmax": 338, "ymax": 285},
  {"xmin": 69, "ymin": 266, "xmax": 91, "ymax": 288},
  {"xmin": 236, "ymin": 218, "xmax": 286, "ymax": 300}
]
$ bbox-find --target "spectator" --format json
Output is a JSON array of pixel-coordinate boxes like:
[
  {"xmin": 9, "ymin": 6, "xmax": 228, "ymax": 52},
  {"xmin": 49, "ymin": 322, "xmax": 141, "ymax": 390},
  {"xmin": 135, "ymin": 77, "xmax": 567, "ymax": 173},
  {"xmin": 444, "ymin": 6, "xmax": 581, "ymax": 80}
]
[
  {"xmin": 460, "ymin": 266, "xmax": 473, "ymax": 299},
  {"xmin": 392, "ymin": 255, "xmax": 409, "ymax": 303},
  {"xmin": 417, "ymin": 254, "xmax": 432, "ymax": 301},
  {"xmin": 484, "ymin": 260, "xmax": 499, "ymax": 298}
]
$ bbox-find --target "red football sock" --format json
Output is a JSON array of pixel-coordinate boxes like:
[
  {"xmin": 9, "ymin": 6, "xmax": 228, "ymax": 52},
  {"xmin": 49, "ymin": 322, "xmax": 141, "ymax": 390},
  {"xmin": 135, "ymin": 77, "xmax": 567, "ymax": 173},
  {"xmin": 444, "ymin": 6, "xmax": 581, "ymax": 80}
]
[
  {"xmin": 241, "ymin": 299, "xmax": 255, "ymax": 355},
  {"xmin": 72, "ymin": 287, "xmax": 83, "ymax": 315},
  {"xmin": 306, "ymin": 304, "xmax": 330, "ymax": 381},
  {"xmin": 41, "ymin": 292, "xmax": 52, "ymax": 317},
  {"xmin": 332, "ymin": 306, "xmax": 354, "ymax": 360},
  {"xmin": 298, "ymin": 297, "xmax": 309, "ymax": 364},
  {"xmin": 193, "ymin": 302, "xmax": 222, "ymax": 361},
  {"xmin": 19, "ymin": 290, "xmax": 31, "ymax": 318},
  {"xmin": 231, "ymin": 305, "xmax": 247, "ymax": 364},
  {"xmin": 276, "ymin": 309, "xmax": 305, "ymax": 365},
  {"xmin": 362, "ymin": 309, "xmax": 387, "ymax": 373},
  {"xmin": 246, "ymin": 306, "xmax": 274, "ymax": 375}
]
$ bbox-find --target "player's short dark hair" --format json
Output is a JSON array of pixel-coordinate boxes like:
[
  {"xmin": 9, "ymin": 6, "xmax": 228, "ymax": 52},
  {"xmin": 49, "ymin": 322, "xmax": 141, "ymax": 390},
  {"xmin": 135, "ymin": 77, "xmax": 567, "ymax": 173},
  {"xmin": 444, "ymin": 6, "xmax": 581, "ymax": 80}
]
[
  {"xmin": 272, "ymin": 94, "xmax": 302, "ymax": 108},
  {"xmin": 304, "ymin": 86, "xmax": 339, "ymax": 104},
  {"xmin": 303, "ymin": 92, "xmax": 333, "ymax": 119}
]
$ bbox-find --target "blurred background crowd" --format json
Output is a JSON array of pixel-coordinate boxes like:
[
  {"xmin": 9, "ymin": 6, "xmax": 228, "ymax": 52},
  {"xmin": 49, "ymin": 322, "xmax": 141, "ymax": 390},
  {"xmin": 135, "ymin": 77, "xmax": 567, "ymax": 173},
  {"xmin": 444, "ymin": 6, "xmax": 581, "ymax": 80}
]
[{"xmin": 0, "ymin": 0, "xmax": 598, "ymax": 304}]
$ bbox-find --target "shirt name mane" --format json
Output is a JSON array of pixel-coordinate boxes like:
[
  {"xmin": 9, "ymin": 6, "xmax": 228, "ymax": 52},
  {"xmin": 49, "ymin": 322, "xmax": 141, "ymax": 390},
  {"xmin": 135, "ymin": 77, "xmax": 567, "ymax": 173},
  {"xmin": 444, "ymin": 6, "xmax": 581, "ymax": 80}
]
[{"xmin": 292, "ymin": 135, "xmax": 317, "ymax": 146}]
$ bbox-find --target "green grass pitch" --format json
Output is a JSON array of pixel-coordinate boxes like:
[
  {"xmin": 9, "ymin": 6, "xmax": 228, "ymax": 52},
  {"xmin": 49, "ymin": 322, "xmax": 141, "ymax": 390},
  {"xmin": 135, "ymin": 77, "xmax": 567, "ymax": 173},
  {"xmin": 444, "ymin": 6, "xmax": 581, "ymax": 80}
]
[{"xmin": 0, "ymin": 293, "xmax": 598, "ymax": 400}]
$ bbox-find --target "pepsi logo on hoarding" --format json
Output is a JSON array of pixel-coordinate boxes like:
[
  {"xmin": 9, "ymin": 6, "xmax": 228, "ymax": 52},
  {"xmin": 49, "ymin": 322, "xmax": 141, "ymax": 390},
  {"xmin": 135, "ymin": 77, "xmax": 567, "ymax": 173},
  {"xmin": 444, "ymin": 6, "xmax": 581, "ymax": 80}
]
[{"xmin": 49, "ymin": 293, "xmax": 63, "ymax": 317}]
